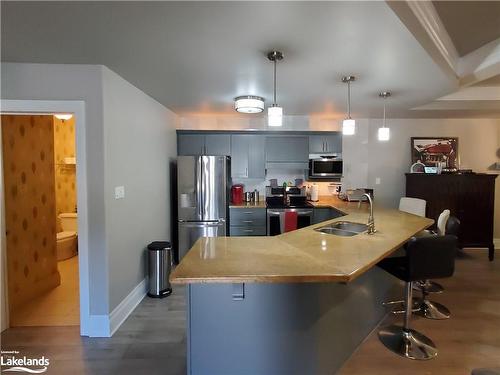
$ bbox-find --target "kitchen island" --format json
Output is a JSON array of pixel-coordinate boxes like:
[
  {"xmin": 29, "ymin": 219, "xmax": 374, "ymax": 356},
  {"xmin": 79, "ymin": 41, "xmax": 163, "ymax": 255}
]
[{"xmin": 171, "ymin": 197, "xmax": 433, "ymax": 374}]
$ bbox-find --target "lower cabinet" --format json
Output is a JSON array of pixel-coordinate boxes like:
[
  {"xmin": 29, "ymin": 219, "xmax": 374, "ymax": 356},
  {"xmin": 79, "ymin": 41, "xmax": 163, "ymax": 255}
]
[
  {"xmin": 313, "ymin": 207, "xmax": 344, "ymax": 224},
  {"xmin": 229, "ymin": 207, "xmax": 267, "ymax": 236}
]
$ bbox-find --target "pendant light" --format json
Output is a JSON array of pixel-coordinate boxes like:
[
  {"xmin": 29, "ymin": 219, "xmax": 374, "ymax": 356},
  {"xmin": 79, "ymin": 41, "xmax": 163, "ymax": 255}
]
[
  {"xmin": 234, "ymin": 95, "xmax": 265, "ymax": 113},
  {"xmin": 267, "ymin": 50, "xmax": 284, "ymax": 127},
  {"xmin": 378, "ymin": 91, "xmax": 391, "ymax": 141},
  {"xmin": 342, "ymin": 75, "xmax": 356, "ymax": 135}
]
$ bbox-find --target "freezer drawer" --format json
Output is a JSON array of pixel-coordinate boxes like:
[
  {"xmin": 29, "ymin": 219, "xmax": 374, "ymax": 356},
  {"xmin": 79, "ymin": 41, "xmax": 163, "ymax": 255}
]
[{"xmin": 178, "ymin": 220, "xmax": 226, "ymax": 261}]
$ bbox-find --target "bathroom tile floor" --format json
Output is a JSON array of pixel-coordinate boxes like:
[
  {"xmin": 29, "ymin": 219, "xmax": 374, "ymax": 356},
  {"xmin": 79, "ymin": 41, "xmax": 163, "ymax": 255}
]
[{"xmin": 10, "ymin": 256, "xmax": 80, "ymax": 327}]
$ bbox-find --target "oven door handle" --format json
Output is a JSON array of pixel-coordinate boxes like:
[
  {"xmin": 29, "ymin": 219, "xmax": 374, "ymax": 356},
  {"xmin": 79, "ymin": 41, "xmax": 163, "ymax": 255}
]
[{"xmin": 297, "ymin": 211, "xmax": 313, "ymax": 216}]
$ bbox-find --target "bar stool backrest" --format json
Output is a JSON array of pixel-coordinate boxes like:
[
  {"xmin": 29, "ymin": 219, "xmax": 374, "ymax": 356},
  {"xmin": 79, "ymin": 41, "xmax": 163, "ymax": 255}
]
[
  {"xmin": 407, "ymin": 235, "xmax": 457, "ymax": 281},
  {"xmin": 436, "ymin": 209, "xmax": 450, "ymax": 236},
  {"xmin": 445, "ymin": 216, "xmax": 461, "ymax": 237},
  {"xmin": 399, "ymin": 197, "xmax": 426, "ymax": 217}
]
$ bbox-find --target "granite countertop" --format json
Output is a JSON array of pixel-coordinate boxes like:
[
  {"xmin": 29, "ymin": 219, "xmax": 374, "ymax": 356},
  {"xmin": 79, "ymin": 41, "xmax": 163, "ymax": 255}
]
[
  {"xmin": 229, "ymin": 200, "xmax": 266, "ymax": 208},
  {"xmin": 170, "ymin": 196, "xmax": 433, "ymax": 284}
]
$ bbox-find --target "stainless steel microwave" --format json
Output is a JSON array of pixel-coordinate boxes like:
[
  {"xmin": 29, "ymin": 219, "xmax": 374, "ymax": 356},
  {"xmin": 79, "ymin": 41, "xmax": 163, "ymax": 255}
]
[{"xmin": 308, "ymin": 155, "xmax": 343, "ymax": 178}]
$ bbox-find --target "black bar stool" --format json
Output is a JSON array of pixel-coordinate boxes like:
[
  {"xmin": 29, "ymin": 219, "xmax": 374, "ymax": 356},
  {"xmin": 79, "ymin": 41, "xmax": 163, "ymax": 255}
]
[
  {"xmin": 413, "ymin": 215, "xmax": 461, "ymax": 320},
  {"xmin": 378, "ymin": 235, "xmax": 457, "ymax": 360}
]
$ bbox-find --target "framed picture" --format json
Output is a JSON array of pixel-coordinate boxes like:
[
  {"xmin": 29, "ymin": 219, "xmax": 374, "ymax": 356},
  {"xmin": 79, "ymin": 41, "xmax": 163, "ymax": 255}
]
[{"xmin": 411, "ymin": 137, "xmax": 459, "ymax": 170}]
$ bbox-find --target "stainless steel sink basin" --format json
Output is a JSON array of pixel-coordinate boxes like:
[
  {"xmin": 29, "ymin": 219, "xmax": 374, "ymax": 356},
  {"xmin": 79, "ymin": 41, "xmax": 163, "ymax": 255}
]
[{"xmin": 315, "ymin": 221, "xmax": 368, "ymax": 237}]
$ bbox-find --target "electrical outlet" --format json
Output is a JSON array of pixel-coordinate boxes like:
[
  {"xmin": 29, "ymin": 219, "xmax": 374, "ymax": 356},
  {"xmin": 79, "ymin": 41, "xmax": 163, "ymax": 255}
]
[
  {"xmin": 115, "ymin": 186, "xmax": 125, "ymax": 199},
  {"xmin": 375, "ymin": 178, "xmax": 381, "ymax": 185}
]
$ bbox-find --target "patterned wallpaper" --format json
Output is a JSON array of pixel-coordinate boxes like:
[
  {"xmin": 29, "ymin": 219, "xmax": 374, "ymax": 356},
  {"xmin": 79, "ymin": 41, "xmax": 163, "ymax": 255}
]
[
  {"xmin": 53, "ymin": 117, "xmax": 77, "ymax": 232},
  {"xmin": 1, "ymin": 115, "xmax": 61, "ymax": 310}
]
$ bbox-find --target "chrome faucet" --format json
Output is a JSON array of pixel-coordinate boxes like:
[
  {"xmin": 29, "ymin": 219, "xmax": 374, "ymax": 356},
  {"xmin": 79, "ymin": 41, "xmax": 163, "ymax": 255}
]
[{"xmin": 363, "ymin": 193, "xmax": 376, "ymax": 234}]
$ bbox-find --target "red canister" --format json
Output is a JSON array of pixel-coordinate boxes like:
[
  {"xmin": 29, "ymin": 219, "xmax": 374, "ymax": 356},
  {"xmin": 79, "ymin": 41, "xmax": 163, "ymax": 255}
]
[{"xmin": 231, "ymin": 184, "xmax": 244, "ymax": 204}]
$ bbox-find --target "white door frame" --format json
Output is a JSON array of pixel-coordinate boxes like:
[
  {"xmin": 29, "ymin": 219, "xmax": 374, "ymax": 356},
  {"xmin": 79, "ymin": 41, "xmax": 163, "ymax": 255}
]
[{"xmin": 0, "ymin": 99, "xmax": 90, "ymax": 336}]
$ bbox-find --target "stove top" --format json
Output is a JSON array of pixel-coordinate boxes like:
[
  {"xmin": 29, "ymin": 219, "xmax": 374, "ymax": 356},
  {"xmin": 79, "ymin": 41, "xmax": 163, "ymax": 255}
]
[{"xmin": 265, "ymin": 196, "xmax": 313, "ymax": 209}]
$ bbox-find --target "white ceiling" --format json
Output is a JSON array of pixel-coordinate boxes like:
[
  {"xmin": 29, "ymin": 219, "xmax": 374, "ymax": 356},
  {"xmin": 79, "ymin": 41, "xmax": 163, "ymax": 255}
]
[{"xmin": 0, "ymin": 1, "xmax": 479, "ymax": 118}]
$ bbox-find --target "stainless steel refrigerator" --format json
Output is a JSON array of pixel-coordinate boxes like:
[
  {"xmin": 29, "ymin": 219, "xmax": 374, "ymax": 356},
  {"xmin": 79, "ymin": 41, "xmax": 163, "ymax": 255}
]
[{"xmin": 177, "ymin": 156, "xmax": 230, "ymax": 261}]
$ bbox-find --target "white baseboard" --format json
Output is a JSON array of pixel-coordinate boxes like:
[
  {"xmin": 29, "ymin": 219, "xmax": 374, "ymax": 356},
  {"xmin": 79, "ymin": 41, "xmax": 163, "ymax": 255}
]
[
  {"xmin": 109, "ymin": 278, "xmax": 147, "ymax": 336},
  {"xmin": 494, "ymin": 238, "xmax": 500, "ymax": 250},
  {"xmin": 87, "ymin": 314, "xmax": 110, "ymax": 337},
  {"xmin": 86, "ymin": 278, "xmax": 147, "ymax": 337}
]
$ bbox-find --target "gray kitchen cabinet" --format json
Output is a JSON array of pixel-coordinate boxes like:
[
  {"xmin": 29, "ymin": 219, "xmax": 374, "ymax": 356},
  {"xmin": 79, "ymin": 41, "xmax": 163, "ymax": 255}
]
[
  {"xmin": 313, "ymin": 207, "xmax": 344, "ymax": 224},
  {"xmin": 178, "ymin": 133, "xmax": 231, "ymax": 156},
  {"xmin": 229, "ymin": 207, "xmax": 267, "ymax": 236},
  {"xmin": 205, "ymin": 134, "xmax": 231, "ymax": 155},
  {"xmin": 230, "ymin": 135, "xmax": 265, "ymax": 179},
  {"xmin": 178, "ymin": 134, "xmax": 205, "ymax": 155},
  {"xmin": 266, "ymin": 136, "xmax": 309, "ymax": 163},
  {"xmin": 309, "ymin": 133, "xmax": 342, "ymax": 154}
]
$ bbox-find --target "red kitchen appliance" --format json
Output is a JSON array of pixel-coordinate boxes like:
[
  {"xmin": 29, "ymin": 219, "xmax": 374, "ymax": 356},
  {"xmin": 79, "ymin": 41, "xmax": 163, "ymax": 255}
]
[{"xmin": 231, "ymin": 184, "xmax": 244, "ymax": 204}]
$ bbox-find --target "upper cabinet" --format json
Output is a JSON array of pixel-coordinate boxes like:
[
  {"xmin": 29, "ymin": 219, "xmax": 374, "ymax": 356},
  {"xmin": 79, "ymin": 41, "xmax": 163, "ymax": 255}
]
[
  {"xmin": 265, "ymin": 136, "xmax": 309, "ymax": 168},
  {"xmin": 178, "ymin": 133, "xmax": 231, "ymax": 156},
  {"xmin": 309, "ymin": 133, "xmax": 342, "ymax": 154},
  {"xmin": 231, "ymin": 135, "xmax": 266, "ymax": 179}
]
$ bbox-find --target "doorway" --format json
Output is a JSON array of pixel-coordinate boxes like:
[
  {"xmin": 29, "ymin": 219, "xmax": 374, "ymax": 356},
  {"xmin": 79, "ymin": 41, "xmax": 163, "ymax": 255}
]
[
  {"xmin": 0, "ymin": 99, "xmax": 90, "ymax": 335},
  {"xmin": 1, "ymin": 114, "xmax": 79, "ymax": 327}
]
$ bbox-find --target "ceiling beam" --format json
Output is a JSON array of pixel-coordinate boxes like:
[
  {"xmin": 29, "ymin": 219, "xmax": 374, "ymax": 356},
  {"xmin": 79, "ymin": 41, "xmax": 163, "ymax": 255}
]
[
  {"xmin": 386, "ymin": 0, "xmax": 459, "ymax": 81},
  {"xmin": 458, "ymin": 38, "xmax": 500, "ymax": 87}
]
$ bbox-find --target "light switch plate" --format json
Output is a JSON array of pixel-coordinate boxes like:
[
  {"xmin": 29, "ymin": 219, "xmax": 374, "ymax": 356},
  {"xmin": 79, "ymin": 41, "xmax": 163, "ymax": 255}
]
[
  {"xmin": 115, "ymin": 186, "xmax": 125, "ymax": 199},
  {"xmin": 375, "ymin": 178, "xmax": 381, "ymax": 185}
]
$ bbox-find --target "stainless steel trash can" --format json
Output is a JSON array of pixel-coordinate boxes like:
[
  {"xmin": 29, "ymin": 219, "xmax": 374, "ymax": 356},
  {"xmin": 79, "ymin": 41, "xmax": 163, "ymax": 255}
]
[{"xmin": 147, "ymin": 241, "xmax": 173, "ymax": 298}]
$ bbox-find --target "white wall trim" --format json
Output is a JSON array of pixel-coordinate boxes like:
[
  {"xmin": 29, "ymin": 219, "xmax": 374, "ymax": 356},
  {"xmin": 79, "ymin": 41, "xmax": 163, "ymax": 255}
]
[
  {"xmin": 406, "ymin": 0, "xmax": 459, "ymax": 74},
  {"xmin": 109, "ymin": 278, "xmax": 147, "ymax": 336},
  {"xmin": 0, "ymin": 99, "xmax": 90, "ymax": 336},
  {"xmin": 87, "ymin": 315, "xmax": 110, "ymax": 337}
]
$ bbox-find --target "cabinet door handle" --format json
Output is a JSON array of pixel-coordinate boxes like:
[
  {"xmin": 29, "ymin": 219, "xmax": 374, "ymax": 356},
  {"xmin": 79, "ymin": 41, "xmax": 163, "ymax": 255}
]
[
  {"xmin": 243, "ymin": 211, "xmax": 253, "ymax": 214},
  {"xmin": 243, "ymin": 220, "xmax": 253, "ymax": 223},
  {"xmin": 245, "ymin": 167, "xmax": 248, "ymax": 177},
  {"xmin": 244, "ymin": 229, "xmax": 254, "ymax": 233},
  {"xmin": 325, "ymin": 141, "xmax": 328, "ymax": 152}
]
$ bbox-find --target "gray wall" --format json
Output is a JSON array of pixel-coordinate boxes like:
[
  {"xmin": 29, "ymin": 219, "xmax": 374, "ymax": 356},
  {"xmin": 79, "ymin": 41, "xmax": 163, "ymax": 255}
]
[
  {"xmin": 1, "ymin": 63, "xmax": 179, "ymax": 318},
  {"xmin": 101, "ymin": 67, "xmax": 178, "ymax": 311},
  {"xmin": 1, "ymin": 62, "xmax": 109, "ymax": 315},
  {"xmin": 347, "ymin": 118, "xmax": 500, "ymax": 237}
]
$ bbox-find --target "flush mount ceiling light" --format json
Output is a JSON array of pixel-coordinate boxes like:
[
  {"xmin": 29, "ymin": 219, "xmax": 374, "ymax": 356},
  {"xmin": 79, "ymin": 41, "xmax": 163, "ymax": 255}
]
[
  {"xmin": 234, "ymin": 95, "xmax": 265, "ymax": 114},
  {"xmin": 54, "ymin": 113, "xmax": 73, "ymax": 121},
  {"xmin": 267, "ymin": 50, "xmax": 284, "ymax": 127},
  {"xmin": 342, "ymin": 75, "xmax": 356, "ymax": 135},
  {"xmin": 378, "ymin": 91, "xmax": 391, "ymax": 141}
]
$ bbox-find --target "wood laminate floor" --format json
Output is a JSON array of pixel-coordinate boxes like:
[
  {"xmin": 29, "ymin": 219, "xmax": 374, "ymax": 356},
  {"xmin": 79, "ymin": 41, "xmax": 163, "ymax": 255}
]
[{"xmin": 1, "ymin": 249, "xmax": 498, "ymax": 374}]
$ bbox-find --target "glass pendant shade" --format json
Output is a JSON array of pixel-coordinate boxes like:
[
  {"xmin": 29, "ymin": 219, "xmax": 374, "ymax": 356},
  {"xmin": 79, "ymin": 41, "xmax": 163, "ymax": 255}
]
[
  {"xmin": 268, "ymin": 105, "xmax": 283, "ymax": 127},
  {"xmin": 342, "ymin": 118, "xmax": 356, "ymax": 135},
  {"xmin": 378, "ymin": 126, "xmax": 390, "ymax": 141},
  {"xmin": 234, "ymin": 96, "xmax": 265, "ymax": 113}
]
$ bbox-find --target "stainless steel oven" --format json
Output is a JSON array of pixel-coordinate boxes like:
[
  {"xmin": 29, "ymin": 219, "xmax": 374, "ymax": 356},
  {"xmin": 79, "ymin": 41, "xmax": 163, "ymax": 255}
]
[
  {"xmin": 266, "ymin": 208, "xmax": 313, "ymax": 236},
  {"xmin": 308, "ymin": 154, "xmax": 343, "ymax": 179}
]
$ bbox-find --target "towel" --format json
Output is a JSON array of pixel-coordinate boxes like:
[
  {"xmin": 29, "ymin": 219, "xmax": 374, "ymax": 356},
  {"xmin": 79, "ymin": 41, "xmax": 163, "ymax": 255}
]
[{"xmin": 284, "ymin": 211, "xmax": 298, "ymax": 232}]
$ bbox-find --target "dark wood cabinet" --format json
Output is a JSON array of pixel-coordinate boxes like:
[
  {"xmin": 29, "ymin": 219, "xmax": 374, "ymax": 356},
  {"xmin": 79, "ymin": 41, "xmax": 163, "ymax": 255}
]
[{"xmin": 405, "ymin": 173, "xmax": 497, "ymax": 260}]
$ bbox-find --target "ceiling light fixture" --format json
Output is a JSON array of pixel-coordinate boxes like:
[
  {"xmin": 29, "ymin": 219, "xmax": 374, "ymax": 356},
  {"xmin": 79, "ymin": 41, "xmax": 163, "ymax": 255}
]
[
  {"xmin": 234, "ymin": 95, "xmax": 265, "ymax": 114},
  {"xmin": 378, "ymin": 91, "xmax": 391, "ymax": 141},
  {"xmin": 54, "ymin": 113, "xmax": 73, "ymax": 121},
  {"xmin": 267, "ymin": 50, "xmax": 284, "ymax": 127},
  {"xmin": 342, "ymin": 76, "xmax": 356, "ymax": 135}
]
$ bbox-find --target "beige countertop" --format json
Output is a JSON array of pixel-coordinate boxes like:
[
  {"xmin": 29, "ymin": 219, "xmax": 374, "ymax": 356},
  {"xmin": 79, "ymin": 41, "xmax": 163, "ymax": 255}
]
[
  {"xmin": 229, "ymin": 200, "xmax": 266, "ymax": 208},
  {"xmin": 171, "ymin": 196, "xmax": 434, "ymax": 284}
]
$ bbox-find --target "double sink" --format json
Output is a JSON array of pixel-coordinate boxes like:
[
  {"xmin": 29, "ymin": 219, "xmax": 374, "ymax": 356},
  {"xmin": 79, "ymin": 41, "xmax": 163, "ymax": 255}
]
[{"xmin": 315, "ymin": 221, "xmax": 369, "ymax": 237}]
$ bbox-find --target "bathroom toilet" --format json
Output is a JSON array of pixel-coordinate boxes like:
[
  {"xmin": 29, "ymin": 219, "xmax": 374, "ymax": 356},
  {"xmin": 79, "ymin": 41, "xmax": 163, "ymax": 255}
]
[{"xmin": 56, "ymin": 213, "xmax": 78, "ymax": 261}]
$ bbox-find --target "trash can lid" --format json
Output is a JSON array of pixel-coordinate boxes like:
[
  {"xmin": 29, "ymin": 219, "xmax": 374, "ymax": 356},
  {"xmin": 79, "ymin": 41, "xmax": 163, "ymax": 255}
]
[{"xmin": 147, "ymin": 241, "xmax": 171, "ymax": 250}]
